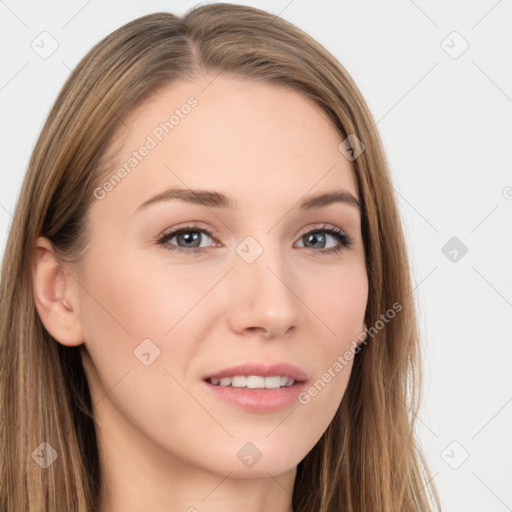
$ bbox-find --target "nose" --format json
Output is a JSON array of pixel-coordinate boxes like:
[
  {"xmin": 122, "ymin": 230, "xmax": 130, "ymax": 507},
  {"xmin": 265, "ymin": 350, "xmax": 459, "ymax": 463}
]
[{"xmin": 226, "ymin": 248, "xmax": 300, "ymax": 339}]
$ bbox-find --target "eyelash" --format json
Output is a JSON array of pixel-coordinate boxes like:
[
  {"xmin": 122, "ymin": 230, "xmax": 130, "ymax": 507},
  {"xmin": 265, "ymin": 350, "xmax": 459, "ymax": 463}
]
[{"xmin": 157, "ymin": 222, "xmax": 353, "ymax": 256}]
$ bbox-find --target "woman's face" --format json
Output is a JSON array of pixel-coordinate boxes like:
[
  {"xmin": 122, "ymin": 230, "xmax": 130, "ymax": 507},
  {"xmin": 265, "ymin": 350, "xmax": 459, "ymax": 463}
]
[{"xmin": 75, "ymin": 75, "xmax": 368, "ymax": 479}]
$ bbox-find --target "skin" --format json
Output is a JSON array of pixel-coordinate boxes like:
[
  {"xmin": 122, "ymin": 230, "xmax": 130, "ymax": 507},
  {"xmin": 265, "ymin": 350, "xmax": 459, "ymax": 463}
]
[{"xmin": 32, "ymin": 75, "xmax": 368, "ymax": 512}]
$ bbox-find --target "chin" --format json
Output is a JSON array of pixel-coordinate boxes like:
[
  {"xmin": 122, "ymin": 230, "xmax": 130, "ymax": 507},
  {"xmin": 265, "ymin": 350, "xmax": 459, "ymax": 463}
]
[{"xmin": 222, "ymin": 462, "xmax": 297, "ymax": 479}]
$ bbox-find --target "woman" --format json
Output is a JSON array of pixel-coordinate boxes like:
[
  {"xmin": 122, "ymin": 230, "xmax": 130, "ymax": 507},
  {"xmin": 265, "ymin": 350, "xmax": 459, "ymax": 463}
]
[{"xmin": 0, "ymin": 3, "xmax": 442, "ymax": 511}]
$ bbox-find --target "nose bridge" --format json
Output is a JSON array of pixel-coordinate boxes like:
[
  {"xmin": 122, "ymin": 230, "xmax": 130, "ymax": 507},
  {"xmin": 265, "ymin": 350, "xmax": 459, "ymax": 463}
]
[{"xmin": 227, "ymin": 234, "xmax": 300, "ymax": 337}]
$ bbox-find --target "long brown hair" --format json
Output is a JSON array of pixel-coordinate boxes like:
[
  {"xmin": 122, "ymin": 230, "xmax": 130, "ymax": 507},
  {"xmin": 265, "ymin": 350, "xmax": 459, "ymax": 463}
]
[{"xmin": 0, "ymin": 4, "xmax": 442, "ymax": 511}]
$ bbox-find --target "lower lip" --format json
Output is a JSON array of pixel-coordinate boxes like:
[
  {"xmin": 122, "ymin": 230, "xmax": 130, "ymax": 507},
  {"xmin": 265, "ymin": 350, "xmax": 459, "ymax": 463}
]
[{"xmin": 202, "ymin": 380, "xmax": 307, "ymax": 413}]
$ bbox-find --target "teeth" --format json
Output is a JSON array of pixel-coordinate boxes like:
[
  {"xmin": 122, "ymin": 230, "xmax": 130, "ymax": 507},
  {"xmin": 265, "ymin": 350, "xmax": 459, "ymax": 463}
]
[
  {"xmin": 208, "ymin": 375, "xmax": 296, "ymax": 389},
  {"xmin": 232, "ymin": 376, "xmax": 247, "ymax": 387},
  {"xmin": 264, "ymin": 376, "xmax": 281, "ymax": 389}
]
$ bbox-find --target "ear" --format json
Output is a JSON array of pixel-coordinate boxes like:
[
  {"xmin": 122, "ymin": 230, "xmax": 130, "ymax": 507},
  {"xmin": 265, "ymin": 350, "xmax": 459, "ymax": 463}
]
[{"xmin": 32, "ymin": 236, "xmax": 84, "ymax": 347}]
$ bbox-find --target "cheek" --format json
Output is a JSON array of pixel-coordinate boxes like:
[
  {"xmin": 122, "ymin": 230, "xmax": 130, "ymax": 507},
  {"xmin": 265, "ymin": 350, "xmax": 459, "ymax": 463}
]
[
  {"xmin": 78, "ymin": 249, "xmax": 214, "ymax": 450},
  {"xmin": 80, "ymin": 247, "xmax": 220, "ymax": 344},
  {"xmin": 301, "ymin": 258, "xmax": 368, "ymax": 342},
  {"xmin": 76, "ymin": 249, "xmax": 200, "ymax": 401},
  {"xmin": 77, "ymin": 247, "xmax": 229, "ymax": 415},
  {"xmin": 295, "ymin": 263, "xmax": 367, "ymax": 412}
]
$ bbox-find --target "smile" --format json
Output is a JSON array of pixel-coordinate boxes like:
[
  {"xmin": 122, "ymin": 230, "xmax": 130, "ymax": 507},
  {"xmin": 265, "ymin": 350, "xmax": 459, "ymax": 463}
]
[{"xmin": 206, "ymin": 375, "xmax": 295, "ymax": 389}]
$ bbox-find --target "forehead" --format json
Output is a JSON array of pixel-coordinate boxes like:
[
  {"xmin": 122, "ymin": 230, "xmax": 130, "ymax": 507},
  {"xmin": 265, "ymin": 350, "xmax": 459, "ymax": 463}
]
[{"xmin": 94, "ymin": 75, "xmax": 359, "ymax": 215}]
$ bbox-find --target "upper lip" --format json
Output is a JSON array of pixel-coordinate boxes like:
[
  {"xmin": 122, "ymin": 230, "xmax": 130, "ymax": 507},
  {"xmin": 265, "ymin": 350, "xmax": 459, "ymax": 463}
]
[{"xmin": 203, "ymin": 363, "xmax": 307, "ymax": 382}]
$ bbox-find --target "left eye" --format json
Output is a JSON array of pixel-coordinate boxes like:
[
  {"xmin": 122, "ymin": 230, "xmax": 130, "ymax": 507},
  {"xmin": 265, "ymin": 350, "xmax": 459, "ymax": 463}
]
[{"xmin": 157, "ymin": 224, "xmax": 353, "ymax": 255}]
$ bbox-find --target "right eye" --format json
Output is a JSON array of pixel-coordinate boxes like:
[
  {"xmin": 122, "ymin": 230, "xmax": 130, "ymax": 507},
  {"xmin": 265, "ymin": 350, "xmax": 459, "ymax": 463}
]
[{"xmin": 157, "ymin": 225, "xmax": 217, "ymax": 255}]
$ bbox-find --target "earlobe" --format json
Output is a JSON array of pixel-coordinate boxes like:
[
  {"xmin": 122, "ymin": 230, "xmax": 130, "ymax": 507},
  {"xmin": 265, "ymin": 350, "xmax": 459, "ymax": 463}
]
[{"xmin": 32, "ymin": 236, "xmax": 84, "ymax": 347}]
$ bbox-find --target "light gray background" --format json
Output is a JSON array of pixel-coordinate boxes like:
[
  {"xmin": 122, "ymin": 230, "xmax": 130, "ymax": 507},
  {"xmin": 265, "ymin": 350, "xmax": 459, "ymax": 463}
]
[{"xmin": 1, "ymin": 1, "xmax": 511, "ymax": 510}]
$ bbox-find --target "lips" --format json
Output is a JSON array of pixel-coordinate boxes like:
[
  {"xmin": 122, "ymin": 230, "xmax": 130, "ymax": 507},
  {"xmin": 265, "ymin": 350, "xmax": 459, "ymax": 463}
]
[
  {"xmin": 202, "ymin": 362, "xmax": 308, "ymax": 413},
  {"xmin": 202, "ymin": 362, "xmax": 308, "ymax": 383}
]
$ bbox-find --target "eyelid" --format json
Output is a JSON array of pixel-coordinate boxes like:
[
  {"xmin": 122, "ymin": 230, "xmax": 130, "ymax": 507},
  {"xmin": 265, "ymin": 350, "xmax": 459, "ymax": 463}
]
[{"xmin": 157, "ymin": 221, "xmax": 218, "ymax": 239}]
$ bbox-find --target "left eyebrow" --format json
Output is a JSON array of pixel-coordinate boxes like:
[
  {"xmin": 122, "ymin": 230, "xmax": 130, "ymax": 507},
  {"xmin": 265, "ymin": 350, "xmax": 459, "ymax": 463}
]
[
  {"xmin": 298, "ymin": 190, "xmax": 362, "ymax": 214},
  {"xmin": 134, "ymin": 187, "xmax": 362, "ymax": 215}
]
